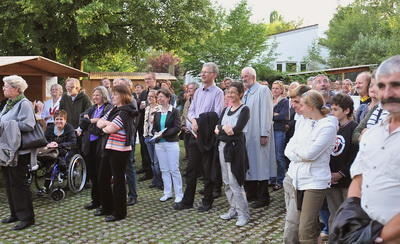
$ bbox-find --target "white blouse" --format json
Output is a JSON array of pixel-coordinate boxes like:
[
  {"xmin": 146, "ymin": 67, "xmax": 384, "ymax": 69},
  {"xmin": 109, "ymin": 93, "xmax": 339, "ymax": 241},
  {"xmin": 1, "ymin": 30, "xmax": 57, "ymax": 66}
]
[{"xmin": 41, "ymin": 97, "xmax": 61, "ymax": 124}]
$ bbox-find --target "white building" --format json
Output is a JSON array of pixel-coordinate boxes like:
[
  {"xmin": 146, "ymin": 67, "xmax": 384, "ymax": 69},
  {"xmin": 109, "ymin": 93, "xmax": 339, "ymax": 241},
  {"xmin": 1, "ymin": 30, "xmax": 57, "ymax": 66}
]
[{"xmin": 267, "ymin": 24, "xmax": 329, "ymax": 73}]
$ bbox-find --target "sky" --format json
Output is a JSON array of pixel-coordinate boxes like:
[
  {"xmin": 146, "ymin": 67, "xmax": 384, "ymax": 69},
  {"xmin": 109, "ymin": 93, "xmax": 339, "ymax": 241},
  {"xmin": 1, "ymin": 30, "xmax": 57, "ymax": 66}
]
[{"xmin": 215, "ymin": 0, "xmax": 354, "ymax": 32}]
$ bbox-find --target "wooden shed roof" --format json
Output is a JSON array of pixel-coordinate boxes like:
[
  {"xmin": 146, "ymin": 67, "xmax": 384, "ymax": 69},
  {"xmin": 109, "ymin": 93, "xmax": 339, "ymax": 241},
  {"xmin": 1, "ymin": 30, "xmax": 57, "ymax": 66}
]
[
  {"xmin": 288, "ymin": 64, "xmax": 377, "ymax": 76},
  {"xmin": 89, "ymin": 72, "xmax": 177, "ymax": 80},
  {"xmin": 0, "ymin": 56, "xmax": 88, "ymax": 77}
]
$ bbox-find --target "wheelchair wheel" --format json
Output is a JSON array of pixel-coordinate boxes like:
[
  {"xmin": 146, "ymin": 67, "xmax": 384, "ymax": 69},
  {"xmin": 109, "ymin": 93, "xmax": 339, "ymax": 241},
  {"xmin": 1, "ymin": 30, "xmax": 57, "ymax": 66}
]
[
  {"xmin": 67, "ymin": 154, "xmax": 87, "ymax": 193},
  {"xmin": 50, "ymin": 188, "xmax": 66, "ymax": 201}
]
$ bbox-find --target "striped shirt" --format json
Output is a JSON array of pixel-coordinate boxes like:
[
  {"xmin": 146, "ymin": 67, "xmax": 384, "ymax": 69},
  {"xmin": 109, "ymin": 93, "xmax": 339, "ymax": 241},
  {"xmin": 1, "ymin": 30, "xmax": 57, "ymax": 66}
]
[
  {"xmin": 103, "ymin": 111, "xmax": 132, "ymax": 152},
  {"xmin": 366, "ymin": 104, "xmax": 389, "ymax": 128}
]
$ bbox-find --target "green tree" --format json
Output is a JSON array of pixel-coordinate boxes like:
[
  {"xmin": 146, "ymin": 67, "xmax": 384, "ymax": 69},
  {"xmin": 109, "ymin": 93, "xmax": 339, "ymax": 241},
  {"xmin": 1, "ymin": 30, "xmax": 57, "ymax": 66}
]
[
  {"xmin": 179, "ymin": 0, "xmax": 269, "ymax": 79},
  {"xmin": 0, "ymin": 0, "xmax": 216, "ymax": 69},
  {"xmin": 266, "ymin": 11, "xmax": 302, "ymax": 35},
  {"xmin": 321, "ymin": 0, "xmax": 400, "ymax": 67},
  {"xmin": 302, "ymin": 40, "xmax": 326, "ymax": 70}
]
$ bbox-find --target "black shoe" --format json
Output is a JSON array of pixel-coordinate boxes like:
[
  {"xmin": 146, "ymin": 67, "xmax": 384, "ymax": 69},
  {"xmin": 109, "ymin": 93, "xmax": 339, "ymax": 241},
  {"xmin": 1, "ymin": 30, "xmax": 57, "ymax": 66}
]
[
  {"xmin": 1, "ymin": 216, "xmax": 18, "ymax": 224},
  {"xmin": 136, "ymin": 168, "xmax": 145, "ymax": 174},
  {"xmin": 247, "ymin": 196, "xmax": 257, "ymax": 202},
  {"xmin": 148, "ymin": 184, "xmax": 157, "ymax": 188},
  {"xmin": 84, "ymin": 202, "xmax": 99, "ymax": 210},
  {"xmin": 250, "ymin": 201, "xmax": 269, "ymax": 209},
  {"xmin": 104, "ymin": 215, "xmax": 124, "ymax": 222},
  {"xmin": 12, "ymin": 220, "xmax": 34, "ymax": 231},
  {"xmin": 139, "ymin": 175, "xmax": 152, "ymax": 182},
  {"xmin": 94, "ymin": 209, "xmax": 110, "ymax": 216},
  {"xmin": 173, "ymin": 202, "xmax": 193, "ymax": 210},
  {"xmin": 197, "ymin": 204, "xmax": 212, "ymax": 212},
  {"xmin": 127, "ymin": 197, "xmax": 137, "ymax": 206}
]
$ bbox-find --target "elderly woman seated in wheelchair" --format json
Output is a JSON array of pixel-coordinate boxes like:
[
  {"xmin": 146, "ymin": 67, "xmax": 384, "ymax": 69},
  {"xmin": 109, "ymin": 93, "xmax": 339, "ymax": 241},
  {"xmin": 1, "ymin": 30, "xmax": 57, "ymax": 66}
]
[{"xmin": 34, "ymin": 110, "xmax": 87, "ymax": 200}]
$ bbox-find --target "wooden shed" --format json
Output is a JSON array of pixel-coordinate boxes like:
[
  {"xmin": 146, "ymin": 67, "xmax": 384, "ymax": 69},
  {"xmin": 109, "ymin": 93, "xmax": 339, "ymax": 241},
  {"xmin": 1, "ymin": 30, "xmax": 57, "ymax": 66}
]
[
  {"xmin": 86, "ymin": 72, "xmax": 177, "ymax": 96},
  {"xmin": 288, "ymin": 64, "xmax": 377, "ymax": 81},
  {"xmin": 0, "ymin": 56, "xmax": 88, "ymax": 101}
]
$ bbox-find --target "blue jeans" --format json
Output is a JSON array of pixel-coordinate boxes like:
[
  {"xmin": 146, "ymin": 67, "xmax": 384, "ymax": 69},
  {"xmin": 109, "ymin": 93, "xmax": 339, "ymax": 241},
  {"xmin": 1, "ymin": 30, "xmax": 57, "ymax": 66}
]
[
  {"xmin": 274, "ymin": 130, "xmax": 287, "ymax": 185},
  {"xmin": 320, "ymin": 200, "xmax": 330, "ymax": 234},
  {"xmin": 126, "ymin": 140, "xmax": 138, "ymax": 199},
  {"xmin": 144, "ymin": 137, "xmax": 163, "ymax": 187}
]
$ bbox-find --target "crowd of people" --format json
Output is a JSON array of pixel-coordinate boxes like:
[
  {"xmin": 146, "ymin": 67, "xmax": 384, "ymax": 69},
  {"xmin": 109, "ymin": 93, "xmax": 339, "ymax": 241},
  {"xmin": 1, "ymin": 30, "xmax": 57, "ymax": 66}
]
[{"xmin": 0, "ymin": 56, "xmax": 399, "ymax": 243}]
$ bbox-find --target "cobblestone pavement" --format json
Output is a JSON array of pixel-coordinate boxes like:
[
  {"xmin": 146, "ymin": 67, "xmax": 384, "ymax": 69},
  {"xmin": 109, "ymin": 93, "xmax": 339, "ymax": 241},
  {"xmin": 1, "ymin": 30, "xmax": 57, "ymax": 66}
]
[{"xmin": 0, "ymin": 178, "xmax": 285, "ymax": 243}]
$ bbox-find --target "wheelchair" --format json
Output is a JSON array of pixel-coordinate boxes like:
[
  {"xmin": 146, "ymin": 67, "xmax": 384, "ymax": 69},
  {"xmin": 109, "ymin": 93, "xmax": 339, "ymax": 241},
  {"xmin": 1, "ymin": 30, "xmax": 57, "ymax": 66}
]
[{"xmin": 33, "ymin": 146, "xmax": 87, "ymax": 201}]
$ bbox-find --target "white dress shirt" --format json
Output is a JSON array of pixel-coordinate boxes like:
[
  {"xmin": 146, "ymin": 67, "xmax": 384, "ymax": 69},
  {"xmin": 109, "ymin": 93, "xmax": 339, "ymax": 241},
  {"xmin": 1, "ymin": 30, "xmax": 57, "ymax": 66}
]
[{"xmin": 350, "ymin": 118, "xmax": 400, "ymax": 225}]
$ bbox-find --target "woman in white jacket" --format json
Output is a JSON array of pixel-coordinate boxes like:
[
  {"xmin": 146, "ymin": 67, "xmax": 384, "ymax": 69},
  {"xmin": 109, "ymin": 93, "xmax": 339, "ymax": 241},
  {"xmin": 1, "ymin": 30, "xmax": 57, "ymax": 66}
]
[{"xmin": 284, "ymin": 90, "xmax": 338, "ymax": 244}]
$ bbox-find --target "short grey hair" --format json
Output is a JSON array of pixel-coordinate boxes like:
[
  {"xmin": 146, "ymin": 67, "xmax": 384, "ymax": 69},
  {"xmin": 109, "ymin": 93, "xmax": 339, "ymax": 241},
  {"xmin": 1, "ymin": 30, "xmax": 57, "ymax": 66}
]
[
  {"xmin": 203, "ymin": 62, "xmax": 219, "ymax": 75},
  {"xmin": 187, "ymin": 82, "xmax": 199, "ymax": 89},
  {"xmin": 242, "ymin": 67, "xmax": 257, "ymax": 80},
  {"xmin": 3, "ymin": 75, "xmax": 28, "ymax": 93},
  {"xmin": 376, "ymin": 55, "xmax": 400, "ymax": 80},
  {"xmin": 113, "ymin": 78, "xmax": 132, "ymax": 89},
  {"xmin": 50, "ymin": 83, "xmax": 63, "ymax": 92},
  {"xmin": 342, "ymin": 79, "xmax": 353, "ymax": 85},
  {"xmin": 65, "ymin": 77, "xmax": 81, "ymax": 87},
  {"xmin": 93, "ymin": 86, "xmax": 110, "ymax": 104},
  {"xmin": 223, "ymin": 77, "xmax": 233, "ymax": 82}
]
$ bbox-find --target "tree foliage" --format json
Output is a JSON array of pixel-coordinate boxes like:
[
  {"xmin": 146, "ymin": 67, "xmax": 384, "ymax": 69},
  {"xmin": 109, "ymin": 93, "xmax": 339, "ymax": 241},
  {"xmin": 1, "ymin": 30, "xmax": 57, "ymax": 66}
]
[
  {"xmin": 0, "ymin": 0, "xmax": 216, "ymax": 69},
  {"xmin": 266, "ymin": 11, "xmax": 302, "ymax": 35},
  {"xmin": 321, "ymin": 0, "xmax": 400, "ymax": 67},
  {"xmin": 179, "ymin": 0, "xmax": 269, "ymax": 80}
]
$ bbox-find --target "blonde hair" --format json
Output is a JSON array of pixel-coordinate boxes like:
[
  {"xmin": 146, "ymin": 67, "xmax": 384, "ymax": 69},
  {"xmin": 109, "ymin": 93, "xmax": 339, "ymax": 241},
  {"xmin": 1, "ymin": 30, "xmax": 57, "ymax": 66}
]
[
  {"xmin": 272, "ymin": 80, "xmax": 284, "ymax": 89},
  {"xmin": 301, "ymin": 90, "xmax": 330, "ymax": 115}
]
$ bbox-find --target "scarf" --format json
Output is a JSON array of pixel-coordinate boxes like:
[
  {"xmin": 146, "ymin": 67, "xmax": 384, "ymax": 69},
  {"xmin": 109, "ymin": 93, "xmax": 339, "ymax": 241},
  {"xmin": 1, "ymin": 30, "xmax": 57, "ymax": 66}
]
[{"xmin": 4, "ymin": 94, "xmax": 25, "ymax": 114}]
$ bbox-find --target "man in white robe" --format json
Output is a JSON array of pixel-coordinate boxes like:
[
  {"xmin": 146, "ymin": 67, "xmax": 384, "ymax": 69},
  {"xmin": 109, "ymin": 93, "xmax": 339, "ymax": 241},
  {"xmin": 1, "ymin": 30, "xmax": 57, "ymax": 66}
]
[{"xmin": 241, "ymin": 67, "xmax": 276, "ymax": 208}]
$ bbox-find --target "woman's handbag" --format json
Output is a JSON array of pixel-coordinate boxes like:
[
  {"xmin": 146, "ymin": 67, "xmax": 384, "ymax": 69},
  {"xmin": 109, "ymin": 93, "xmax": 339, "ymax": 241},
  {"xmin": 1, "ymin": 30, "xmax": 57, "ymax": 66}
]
[
  {"xmin": 20, "ymin": 104, "xmax": 48, "ymax": 150},
  {"xmin": 20, "ymin": 121, "xmax": 48, "ymax": 150},
  {"xmin": 37, "ymin": 147, "xmax": 59, "ymax": 161}
]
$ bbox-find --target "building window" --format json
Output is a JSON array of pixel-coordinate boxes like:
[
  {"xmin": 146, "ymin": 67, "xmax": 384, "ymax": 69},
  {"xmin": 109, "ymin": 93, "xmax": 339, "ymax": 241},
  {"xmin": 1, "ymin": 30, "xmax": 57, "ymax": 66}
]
[
  {"xmin": 300, "ymin": 63, "xmax": 307, "ymax": 71},
  {"xmin": 286, "ymin": 63, "xmax": 297, "ymax": 72},
  {"xmin": 277, "ymin": 63, "xmax": 282, "ymax": 72}
]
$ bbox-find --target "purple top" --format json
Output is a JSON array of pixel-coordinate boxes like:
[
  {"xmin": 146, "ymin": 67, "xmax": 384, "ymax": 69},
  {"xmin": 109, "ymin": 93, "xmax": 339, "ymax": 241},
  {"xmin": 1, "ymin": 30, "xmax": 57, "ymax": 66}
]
[
  {"xmin": 89, "ymin": 105, "xmax": 105, "ymax": 142},
  {"xmin": 187, "ymin": 84, "xmax": 224, "ymax": 128}
]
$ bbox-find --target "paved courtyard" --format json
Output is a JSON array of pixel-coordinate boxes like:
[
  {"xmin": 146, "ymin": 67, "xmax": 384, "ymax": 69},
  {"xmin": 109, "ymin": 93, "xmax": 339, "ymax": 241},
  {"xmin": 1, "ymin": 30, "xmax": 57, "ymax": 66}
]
[{"xmin": 0, "ymin": 178, "xmax": 285, "ymax": 243}]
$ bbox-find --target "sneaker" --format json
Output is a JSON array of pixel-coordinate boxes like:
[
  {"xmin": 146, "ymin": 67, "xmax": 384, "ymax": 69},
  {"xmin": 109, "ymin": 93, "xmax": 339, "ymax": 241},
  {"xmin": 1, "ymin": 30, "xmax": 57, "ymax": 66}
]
[
  {"xmin": 220, "ymin": 210, "xmax": 237, "ymax": 220},
  {"xmin": 30, "ymin": 164, "xmax": 39, "ymax": 171},
  {"xmin": 235, "ymin": 216, "xmax": 249, "ymax": 227},
  {"xmin": 174, "ymin": 196, "xmax": 183, "ymax": 203},
  {"xmin": 159, "ymin": 195, "xmax": 173, "ymax": 202},
  {"xmin": 320, "ymin": 232, "xmax": 329, "ymax": 241}
]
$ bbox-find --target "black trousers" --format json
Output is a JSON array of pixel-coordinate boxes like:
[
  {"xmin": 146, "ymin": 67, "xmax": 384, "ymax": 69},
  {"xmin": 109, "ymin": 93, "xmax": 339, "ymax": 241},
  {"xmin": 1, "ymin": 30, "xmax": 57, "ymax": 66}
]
[
  {"xmin": 244, "ymin": 180, "xmax": 270, "ymax": 203},
  {"xmin": 2, "ymin": 153, "xmax": 34, "ymax": 221},
  {"xmin": 183, "ymin": 132, "xmax": 191, "ymax": 159},
  {"xmin": 137, "ymin": 123, "xmax": 152, "ymax": 177},
  {"xmin": 98, "ymin": 150, "xmax": 129, "ymax": 218},
  {"xmin": 85, "ymin": 140, "xmax": 101, "ymax": 206},
  {"xmin": 182, "ymin": 135, "xmax": 215, "ymax": 206}
]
